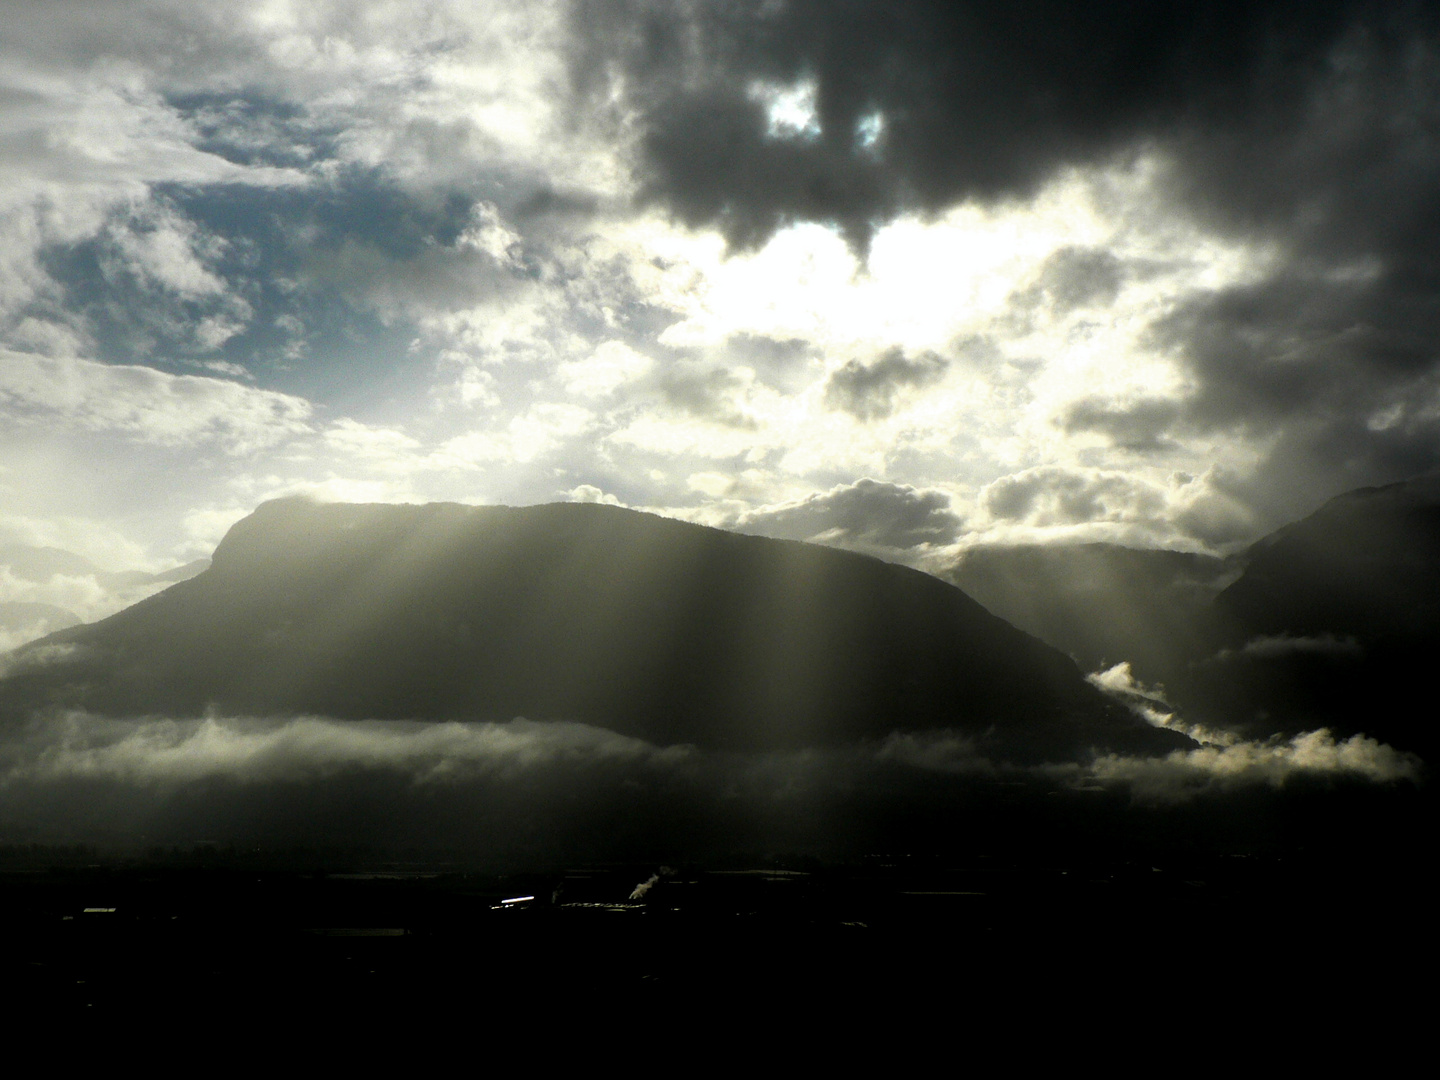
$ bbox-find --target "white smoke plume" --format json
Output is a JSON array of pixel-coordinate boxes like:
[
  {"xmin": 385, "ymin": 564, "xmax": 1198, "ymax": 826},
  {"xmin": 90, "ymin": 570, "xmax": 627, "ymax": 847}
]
[{"xmin": 629, "ymin": 869, "xmax": 675, "ymax": 900}]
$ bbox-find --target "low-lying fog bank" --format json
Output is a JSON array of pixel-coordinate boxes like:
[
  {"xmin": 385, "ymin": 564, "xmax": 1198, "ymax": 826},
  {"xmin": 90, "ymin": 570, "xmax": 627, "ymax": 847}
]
[{"xmin": 0, "ymin": 712, "xmax": 1421, "ymax": 866}]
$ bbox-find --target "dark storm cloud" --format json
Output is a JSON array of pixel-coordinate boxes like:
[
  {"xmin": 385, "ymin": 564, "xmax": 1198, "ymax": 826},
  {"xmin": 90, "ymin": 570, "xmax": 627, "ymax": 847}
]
[
  {"xmin": 512, "ymin": 185, "xmax": 603, "ymax": 222},
  {"xmin": 1150, "ymin": 273, "xmax": 1439, "ymax": 434},
  {"xmin": 568, "ymin": 1, "xmax": 1440, "ymax": 514},
  {"xmin": 1149, "ymin": 267, "xmax": 1440, "ymax": 521},
  {"xmin": 566, "ymin": 0, "xmax": 1392, "ymax": 252},
  {"xmin": 823, "ymin": 347, "xmax": 947, "ymax": 421},
  {"xmin": 735, "ymin": 478, "xmax": 962, "ymax": 549}
]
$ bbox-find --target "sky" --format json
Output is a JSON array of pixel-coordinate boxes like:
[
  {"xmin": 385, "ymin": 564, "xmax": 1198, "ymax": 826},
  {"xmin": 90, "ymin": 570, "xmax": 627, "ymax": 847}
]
[{"xmin": 3, "ymin": 0, "xmax": 1440, "ymax": 601}]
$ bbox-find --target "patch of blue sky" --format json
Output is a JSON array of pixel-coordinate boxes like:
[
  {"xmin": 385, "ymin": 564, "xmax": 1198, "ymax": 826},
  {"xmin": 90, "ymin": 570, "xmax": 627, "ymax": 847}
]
[
  {"xmin": 164, "ymin": 91, "xmax": 331, "ymax": 172},
  {"xmin": 25, "ymin": 173, "xmax": 509, "ymax": 416}
]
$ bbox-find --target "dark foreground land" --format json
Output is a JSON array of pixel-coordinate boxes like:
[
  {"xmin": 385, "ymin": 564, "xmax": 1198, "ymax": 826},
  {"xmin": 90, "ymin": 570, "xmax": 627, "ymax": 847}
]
[{"xmin": 3, "ymin": 841, "xmax": 1428, "ymax": 1031}]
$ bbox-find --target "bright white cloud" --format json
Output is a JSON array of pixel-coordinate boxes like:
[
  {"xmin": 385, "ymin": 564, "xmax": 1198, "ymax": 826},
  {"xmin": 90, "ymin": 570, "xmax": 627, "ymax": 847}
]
[
  {"xmin": 748, "ymin": 77, "xmax": 821, "ymax": 141},
  {"xmin": 441, "ymin": 402, "xmax": 595, "ymax": 466},
  {"xmin": 0, "ymin": 565, "xmax": 173, "ymax": 631},
  {"xmin": 323, "ymin": 417, "xmax": 423, "ymax": 463},
  {"xmin": 1084, "ymin": 730, "xmax": 1422, "ymax": 803},
  {"xmin": 1074, "ymin": 660, "xmax": 1423, "ymax": 802},
  {"xmin": 0, "ymin": 350, "xmax": 312, "ymax": 452},
  {"xmin": 558, "ymin": 340, "xmax": 652, "ymax": 398}
]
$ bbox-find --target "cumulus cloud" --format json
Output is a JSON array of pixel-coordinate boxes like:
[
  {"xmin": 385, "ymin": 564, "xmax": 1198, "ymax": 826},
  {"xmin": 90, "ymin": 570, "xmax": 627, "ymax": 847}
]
[
  {"xmin": 967, "ymin": 465, "xmax": 1266, "ymax": 550},
  {"xmin": 982, "ymin": 465, "xmax": 1167, "ymax": 528},
  {"xmin": 823, "ymin": 347, "xmax": 947, "ymax": 421},
  {"xmin": 564, "ymin": 484, "xmax": 623, "ymax": 506},
  {"xmin": 656, "ymin": 362, "xmax": 758, "ymax": 428},
  {"xmin": 558, "ymin": 340, "xmax": 654, "ymax": 398},
  {"xmin": 308, "ymin": 203, "xmax": 539, "ymax": 323},
  {"xmin": 441, "ymin": 402, "xmax": 595, "ymax": 466},
  {"xmin": 562, "ymin": 0, "xmax": 1440, "ymax": 531},
  {"xmin": 734, "ymin": 478, "xmax": 963, "ymax": 551}
]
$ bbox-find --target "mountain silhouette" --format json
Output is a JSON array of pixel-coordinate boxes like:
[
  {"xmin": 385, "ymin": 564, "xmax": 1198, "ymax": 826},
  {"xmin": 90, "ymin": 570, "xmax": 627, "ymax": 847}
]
[
  {"xmin": 943, "ymin": 475, "xmax": 1440, "ymax": 761},
  {"xmin": 0, "ymin": 498, "xmax": 1186, "ymax": 761},
  {"xmin": 1187, "ymin": 474, "xmax": 1440, "ymax": 757}
]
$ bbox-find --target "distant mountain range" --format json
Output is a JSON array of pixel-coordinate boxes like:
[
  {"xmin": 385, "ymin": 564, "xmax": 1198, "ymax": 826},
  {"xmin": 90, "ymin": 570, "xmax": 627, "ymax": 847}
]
[
  {"xmin": 4, "ymin": 476, "xmax": 1435, "ymax": 764},
  {"xmin": 946, "ymin": 475, "xmax": 1440, "ymax": 760},
  {"xmin": 0, "ymin": 498, "xmax": 1185, "ymax": 762},
  {"xmin": 0, "ymin": 543, "xmax": 209, "ymax": 651},
  {"xmin": 0, "ymin": 543, "xmax": 209, "ymax": 594}
]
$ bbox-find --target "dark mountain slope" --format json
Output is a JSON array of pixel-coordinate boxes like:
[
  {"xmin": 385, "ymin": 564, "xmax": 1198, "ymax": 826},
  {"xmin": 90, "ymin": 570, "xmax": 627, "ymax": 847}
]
[
  {"xmin": 942, "ymin": 476, "xmax": 1439, "ymax": 760},
  {"xmin": 1185, "ymin": 475, "xmax": 1440, "ymax": 756},
  {"xmin": 1217, "ymin": 476, "xmax": 1440, "ymax": 641},
  {"xmin": 0, "ymin": 498, "xmax": 1186, "ymax": 761},
  {"xmin": 942, "ymin": 543, "xmax": 1234, "ymax": 689}
]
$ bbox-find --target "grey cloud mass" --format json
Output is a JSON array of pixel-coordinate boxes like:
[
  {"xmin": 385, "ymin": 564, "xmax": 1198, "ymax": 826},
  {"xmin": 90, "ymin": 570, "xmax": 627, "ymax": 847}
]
[
  {"xmin": 982, "ymin": 465, "xmax": 1166, "ymax": 528},
  {"xmin": 1060, "ymin": 395, "xmax": 1183, "ymax": 452},
  {"xmin": 735, "ymin": 478, "xmax": 962, "ymax": 551},
  {"xmin": 566, "ymin": 1, "xmax": 1396, "ymax": 250},
  {"xmin": 657, "ymin": 361, "xmax": 759, "ymax": 427},
  {"xmin": 1012, "ymin": 246, "xmax": 1127, "ymax": 315},
  {"xmin": 823, "ymin": 347, "xmax": 947, "ymax": 421}
]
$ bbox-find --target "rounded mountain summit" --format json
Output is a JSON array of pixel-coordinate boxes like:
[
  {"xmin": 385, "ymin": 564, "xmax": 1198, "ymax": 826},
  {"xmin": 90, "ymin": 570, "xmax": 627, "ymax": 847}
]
[{"xmin": 0, "ymin": 498, "xmax": 1190, "ymax": 763}]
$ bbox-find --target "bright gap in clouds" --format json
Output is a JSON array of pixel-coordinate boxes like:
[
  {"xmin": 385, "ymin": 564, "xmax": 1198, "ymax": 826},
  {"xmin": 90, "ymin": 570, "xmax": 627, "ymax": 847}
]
[
  {"xmin": 1, "ymin": 146, "xmax": 1281, "ymax": 609},
  {"xmin": 748, "ymin": 77, "xmax": 822, "ymax": 141},
  {"xmin": 602, "ymin": 161, "xmax": 1274, "ymax": 551}
]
